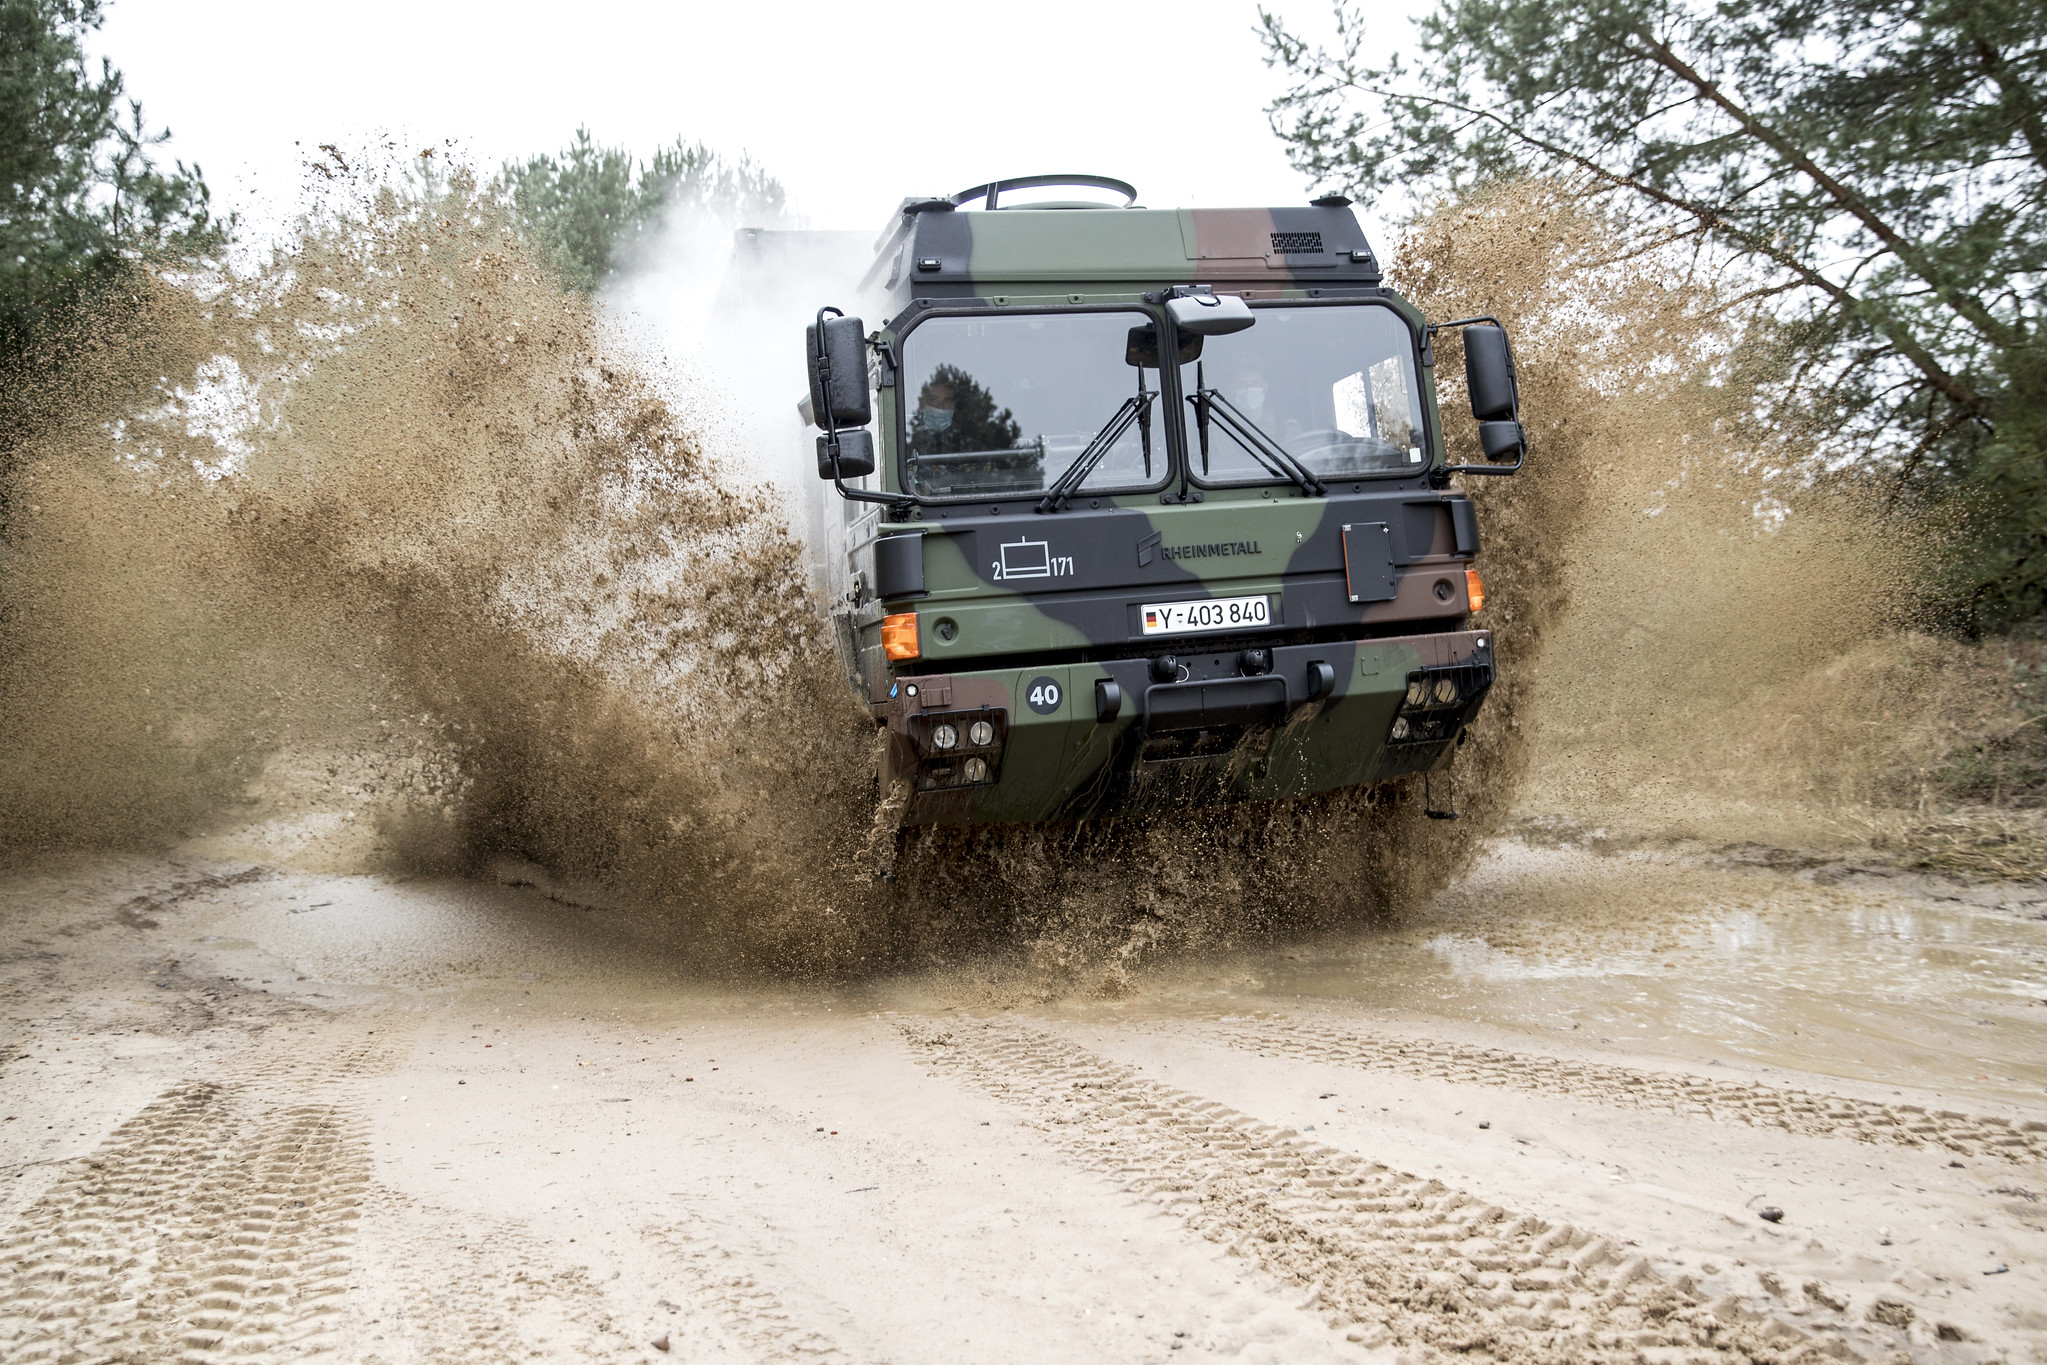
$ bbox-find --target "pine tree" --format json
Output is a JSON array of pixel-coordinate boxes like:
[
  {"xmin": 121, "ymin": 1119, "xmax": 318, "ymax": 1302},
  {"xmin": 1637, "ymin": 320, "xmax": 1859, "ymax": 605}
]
[
  {"xmin": 497, "ymin": 127, "xmax": 785, "ymax": 296},
  {"xmin": 0, "ymin": 0, "xmax": 222, "ymax": 359},
  {"xmin": 1262, "ymin": 0, "xmax": 2046, "ymax": 627}
]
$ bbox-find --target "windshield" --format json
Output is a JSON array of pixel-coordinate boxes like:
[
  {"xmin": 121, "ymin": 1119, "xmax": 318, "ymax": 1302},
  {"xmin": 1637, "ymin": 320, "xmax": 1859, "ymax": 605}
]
[
  {"xmin": 899, "ymin": 311, "xmax": 1164, "ymax": 499},
  {"xmin": 1180, "ymin": 304, "xmax": 1426, "ymax": 484}
]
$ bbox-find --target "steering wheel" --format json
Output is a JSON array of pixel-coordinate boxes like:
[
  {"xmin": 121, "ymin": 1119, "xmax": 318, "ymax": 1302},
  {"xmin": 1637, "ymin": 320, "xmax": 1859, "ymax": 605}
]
[{"xmin": 1286, "ymin": 428, "xmax": 1357, "ymax": 459}]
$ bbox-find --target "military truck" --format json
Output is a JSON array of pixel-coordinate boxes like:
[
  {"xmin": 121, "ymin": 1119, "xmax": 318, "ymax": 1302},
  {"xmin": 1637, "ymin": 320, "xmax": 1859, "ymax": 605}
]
[{"xmin": 801, "ymin": 175, "xmax": 1525, "ymax": 832}]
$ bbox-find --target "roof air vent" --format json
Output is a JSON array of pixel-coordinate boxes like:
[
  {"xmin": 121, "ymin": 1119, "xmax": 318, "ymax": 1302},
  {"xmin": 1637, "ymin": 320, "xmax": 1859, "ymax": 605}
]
[{"xmin": 1271, "ymin": 231, "xmax": 1326, "ymax": 255}]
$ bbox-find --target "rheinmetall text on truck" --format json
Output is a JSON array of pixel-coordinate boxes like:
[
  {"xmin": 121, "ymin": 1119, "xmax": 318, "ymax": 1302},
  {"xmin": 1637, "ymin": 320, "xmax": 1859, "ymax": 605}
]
[{"xmin": 794, "ymin": 174, "xmax": 1527, "ymax": 842}]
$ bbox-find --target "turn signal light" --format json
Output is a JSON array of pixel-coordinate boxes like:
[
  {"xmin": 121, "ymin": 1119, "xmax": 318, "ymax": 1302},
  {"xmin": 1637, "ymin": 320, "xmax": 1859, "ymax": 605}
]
[
  {"xmin": 881, "ymin": 612, "xmax": 920, "ymax": 661},
  {"xmin": 1465, "ymin": 568, "xmax": 1486, "ymax": 613}
]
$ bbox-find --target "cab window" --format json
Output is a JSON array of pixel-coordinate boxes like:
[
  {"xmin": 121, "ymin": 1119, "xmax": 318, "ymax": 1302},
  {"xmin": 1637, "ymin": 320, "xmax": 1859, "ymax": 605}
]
[
  {"xmin": 1180, "ymin": 304, "xmax": 1425, "ymax": 484},
  {"xmin": 900, "ymin": 310, "xmax": 1166, "ymax": 500}
]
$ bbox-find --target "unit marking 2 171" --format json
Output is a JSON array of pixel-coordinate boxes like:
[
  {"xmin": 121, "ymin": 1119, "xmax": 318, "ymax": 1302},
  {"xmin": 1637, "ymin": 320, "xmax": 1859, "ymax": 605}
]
[{"xmin": 993, "ymin": 537, "xmax": 1074, "ymax": 581}]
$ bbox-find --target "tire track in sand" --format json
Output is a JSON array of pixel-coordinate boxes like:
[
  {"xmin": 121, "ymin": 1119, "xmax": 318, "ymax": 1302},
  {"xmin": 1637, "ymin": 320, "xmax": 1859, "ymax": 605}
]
[
  {"xmin": 641, "ymin": 1220, "xmax": 860, "ymax": 1363},
  {"xmin": 900, "ymin": 1017, "xmax": 1904, "ymax": 1365},
  {"xmin": 353, "ymin": 1194, "xmax": 646, "ymax": 1363},
  {"xmin": 1205, "ymin": 1015, "xmax": 2047, "ymax": 1163},
  {"xmin": 341, "ymin": 1191, "xmax": 862, "ymax": 1362},
  {"xmin": 0, "ymin": 1008, "xmax": 863, "ymax": 1364},
  {"xmin": 0, "ymin": 1025, "xmax": 389, "ymax": 1362}
]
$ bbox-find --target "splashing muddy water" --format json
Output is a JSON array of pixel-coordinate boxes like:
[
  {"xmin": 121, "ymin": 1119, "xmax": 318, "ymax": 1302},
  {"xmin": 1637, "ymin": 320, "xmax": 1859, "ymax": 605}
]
[
  {"xmin": 0, "ymin": 174, "xmax": 885, "ymax": 973},
  {"xmin": 0, "ymin": 176, "xmax": 1971, "ymax": 983}
]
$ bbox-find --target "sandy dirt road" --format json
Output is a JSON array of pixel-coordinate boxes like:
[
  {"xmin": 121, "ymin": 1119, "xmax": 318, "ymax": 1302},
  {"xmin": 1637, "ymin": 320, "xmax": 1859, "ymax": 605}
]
[{"xmin": 2, "ymin": 841, "xmax": 2044, "ymax": 1363}]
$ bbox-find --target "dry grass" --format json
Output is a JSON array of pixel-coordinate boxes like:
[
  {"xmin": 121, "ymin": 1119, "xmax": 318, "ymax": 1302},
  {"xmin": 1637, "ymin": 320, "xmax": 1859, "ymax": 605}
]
[{"xmin": 1890, "ymin": 809, "xmax": 2047, "ymax": 881}]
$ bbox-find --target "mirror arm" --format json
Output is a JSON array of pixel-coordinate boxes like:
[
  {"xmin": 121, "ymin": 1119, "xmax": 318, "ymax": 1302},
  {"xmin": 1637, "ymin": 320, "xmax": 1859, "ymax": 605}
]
[
  {"xmin": 827, "ymin": 443, "xmax": 917, "ymax": 509},
  {"xmin": 813, "ymin": 305, "xmax": 847, "ymax": 456},
  {"xmin": 1433, "ymin": 447, "xmax": 1526, "ymax": 481}
]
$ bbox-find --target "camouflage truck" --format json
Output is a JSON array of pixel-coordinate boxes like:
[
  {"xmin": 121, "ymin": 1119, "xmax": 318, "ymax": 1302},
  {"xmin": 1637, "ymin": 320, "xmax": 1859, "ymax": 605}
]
[{"xmin": 801, "ymin": 175, "xmax": 1525, "ymax": 835}]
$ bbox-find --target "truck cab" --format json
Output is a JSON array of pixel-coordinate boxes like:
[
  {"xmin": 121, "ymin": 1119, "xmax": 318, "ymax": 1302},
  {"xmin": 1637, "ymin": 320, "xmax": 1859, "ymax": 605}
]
[{"xmin": 804, "ymin": 176, "xmax": 1525, "ymax": 828}]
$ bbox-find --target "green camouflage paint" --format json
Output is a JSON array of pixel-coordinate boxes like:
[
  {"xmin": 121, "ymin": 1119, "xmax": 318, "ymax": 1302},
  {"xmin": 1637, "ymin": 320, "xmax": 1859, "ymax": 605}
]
[{"xmin": 802, "ymin": 186, "xmax": 1505, "ymax": 827}]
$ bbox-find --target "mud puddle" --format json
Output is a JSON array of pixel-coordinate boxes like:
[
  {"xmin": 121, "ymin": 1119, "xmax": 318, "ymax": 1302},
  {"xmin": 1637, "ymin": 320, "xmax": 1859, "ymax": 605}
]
[{"xmin": 1105, "ymin": 844, "xmax": 2047, "ymax": 1112}]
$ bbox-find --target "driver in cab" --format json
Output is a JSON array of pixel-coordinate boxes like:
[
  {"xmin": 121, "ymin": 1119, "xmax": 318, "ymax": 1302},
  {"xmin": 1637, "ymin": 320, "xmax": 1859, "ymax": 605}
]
[
  {"xmin": 908, "ymin": 365, "xmax": 1024, "ymax": 457},
  {"xmin": 1221, "ymin": 363, "xmax": 1307, "ymax": 448}
]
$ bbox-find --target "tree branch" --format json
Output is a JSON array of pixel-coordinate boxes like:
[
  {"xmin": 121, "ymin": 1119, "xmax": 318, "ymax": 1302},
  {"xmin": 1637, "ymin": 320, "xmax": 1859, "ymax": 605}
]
[
  {"xmin": 1629, "ymin": 31, "xmax": 2029, "ymax": 353},
  {"xmin": 1968, "ymin": 33, "xmax": 2047, "ymax": 176},
  {"xmin": 1342, "ymin": 81, "xmax": 1989, "ymax": 417}
]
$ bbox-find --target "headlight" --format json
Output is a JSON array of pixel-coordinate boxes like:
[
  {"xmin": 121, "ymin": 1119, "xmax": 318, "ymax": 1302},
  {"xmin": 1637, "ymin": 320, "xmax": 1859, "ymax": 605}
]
[
  {"xmin": 1406, "ymin": 679, "xmax": 1427, "ymax": 706},
  {"xmin": 968, "ymin": 720, "xmax": 994, "ymax": 747},
  {"xmin": 963, "ymin": 756, "xmax": 989, "ymax": 783},
  {"xmin": 1391, "ymin": 716, "xmax": 1410, "ymax": 741},
  {"xmin": 1432, "ymin": 677, "xmax": 1459, "ymax": 705},
  {"xmin": 932, "ymin": 723, "xmax": 958, "ymax": 750}
]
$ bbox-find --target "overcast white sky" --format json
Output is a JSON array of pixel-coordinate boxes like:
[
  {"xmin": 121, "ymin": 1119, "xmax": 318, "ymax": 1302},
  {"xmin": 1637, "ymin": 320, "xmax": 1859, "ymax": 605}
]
[{"xmin": 92, "ymin": 0, "xmax": 1424, "ymax": 246}]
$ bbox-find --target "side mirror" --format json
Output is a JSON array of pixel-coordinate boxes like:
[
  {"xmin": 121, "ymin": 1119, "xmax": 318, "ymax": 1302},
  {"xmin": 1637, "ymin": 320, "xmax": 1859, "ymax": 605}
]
[
  {"xmin": 806, "ymin": 313, "xmax": 871, "ymax": 428},
  {"xmin": 1164, "ymin": 291, "xmax": 1255, "ymax": 336},
  {"xmin": 1436, "ymin": 317, "xmax": 1527, "ymax": 477},
  {"xmin": 817, "ymin": 429, "xmax": 876, "ymax": 480},
  {"xmin": 1463, "ymin": 323, "xmax": 1517, "ymax": 421},
  {"xmin": 1125, "ymin": 324, "xmax": 1202, "ymax": 368},
  {"xmin": 1478, "ymin": 421, "xmax": 1524, "ymax": 461}
]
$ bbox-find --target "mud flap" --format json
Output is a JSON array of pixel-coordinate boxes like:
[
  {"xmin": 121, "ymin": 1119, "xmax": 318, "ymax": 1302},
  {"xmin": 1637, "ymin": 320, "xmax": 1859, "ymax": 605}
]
[{"xmin": 1424, "ymin": 767, "xmax": 1458, "ymax": 819}]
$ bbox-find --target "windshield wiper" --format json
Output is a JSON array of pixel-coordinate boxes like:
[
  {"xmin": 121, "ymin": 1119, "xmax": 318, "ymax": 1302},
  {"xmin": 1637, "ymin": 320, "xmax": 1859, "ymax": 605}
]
[
  {"xmin": 1035, "ymin": 369, "xmax": 1156, "ymax": 513},
  {"xmin": 1190, "ymin": 361, "xmax": 1326, "ymax": 497}
]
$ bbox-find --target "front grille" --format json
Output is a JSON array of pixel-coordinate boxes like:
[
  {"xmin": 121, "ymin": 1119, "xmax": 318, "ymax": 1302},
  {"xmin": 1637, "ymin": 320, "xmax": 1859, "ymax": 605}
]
[{"xmin": 1270, "ymin": 231, "xmax": 1325, "ymax": 255}]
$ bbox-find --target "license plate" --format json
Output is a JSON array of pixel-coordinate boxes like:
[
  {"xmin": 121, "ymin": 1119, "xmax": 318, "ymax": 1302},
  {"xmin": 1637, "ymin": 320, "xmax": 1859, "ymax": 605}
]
[{"xmin": 1139, "ymin": 595, "xmax": 1272, "ymax": 636}]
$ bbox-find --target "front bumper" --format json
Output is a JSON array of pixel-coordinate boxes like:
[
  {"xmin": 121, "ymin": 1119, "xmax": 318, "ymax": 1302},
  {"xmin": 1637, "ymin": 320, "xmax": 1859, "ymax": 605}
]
[{"xmin": 877, "ymin": 629, "xmax": 1493, "ymax": 826}]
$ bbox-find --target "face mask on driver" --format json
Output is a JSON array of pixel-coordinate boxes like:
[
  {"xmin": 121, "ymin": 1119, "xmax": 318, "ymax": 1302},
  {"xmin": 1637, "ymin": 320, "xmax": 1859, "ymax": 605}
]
[
  {"xmin": 1236, "ymin": 386, "xmax": 1267, "ymax": 412},
  {"xmin": 921, "ymin": 407, "xmax": 955, "ymax": 432}
]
